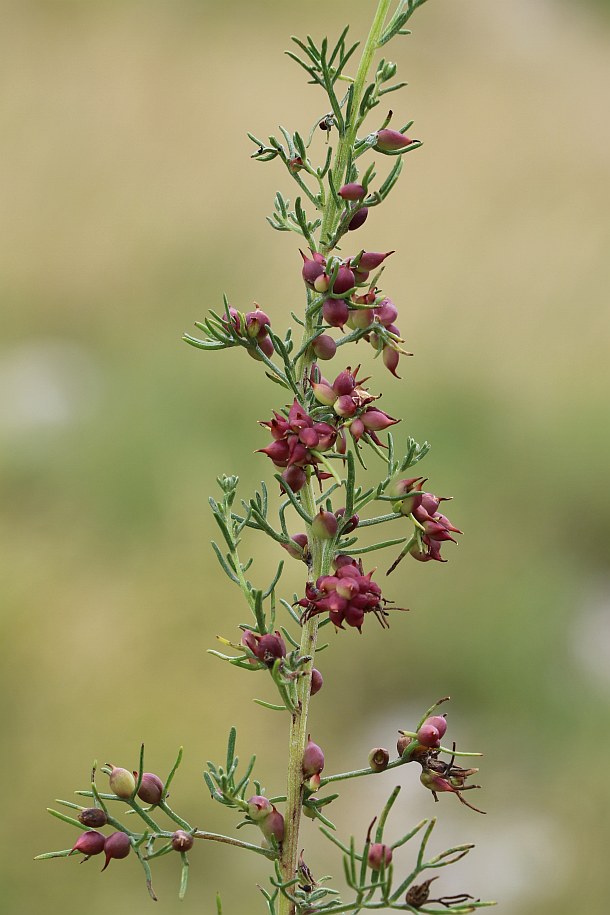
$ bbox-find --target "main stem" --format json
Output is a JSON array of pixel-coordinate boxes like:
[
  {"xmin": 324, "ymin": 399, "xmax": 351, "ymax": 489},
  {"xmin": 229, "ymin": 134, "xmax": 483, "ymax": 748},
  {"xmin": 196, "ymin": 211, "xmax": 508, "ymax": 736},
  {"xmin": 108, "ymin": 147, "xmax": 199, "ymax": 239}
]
[{"xmin": 278, "ymin": 4, "xmax": 393, "ymax": 912}]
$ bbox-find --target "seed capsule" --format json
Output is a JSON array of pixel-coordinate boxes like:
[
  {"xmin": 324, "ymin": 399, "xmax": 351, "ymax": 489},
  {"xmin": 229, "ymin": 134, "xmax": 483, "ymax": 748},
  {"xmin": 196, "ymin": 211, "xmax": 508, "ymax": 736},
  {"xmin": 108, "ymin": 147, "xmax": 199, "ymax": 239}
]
[
  {"xmin": 71, "ymin": 831, "xmax": 106, "ymax": 857},
  {"xmin": 136, "ymin": 772, "xmax": 164, "ymax": 805},
  {"xmin": 78, "ymin": 808, "xmax": 108, "ymax": 828},
  {"xmin": 302, "ymin": 737, "xmax": 325, "ymax": 778},
  {"xmin": 310, "ymin": 668, "xmax": 323, "ymax": 696},
  {"xmin": 108, "ymin": 765, "xmax": 136, "ymax": 799},
  {"xmin": 172, "ymin": 830, "xmax": 194, "ymax": 852},
  {"xmin": 102, "ymin": 832, "xmax": 131, "ymax": 870},
  {"xmin": 369, "ymin": 748, "xmax": 390, "ymax": 772}
]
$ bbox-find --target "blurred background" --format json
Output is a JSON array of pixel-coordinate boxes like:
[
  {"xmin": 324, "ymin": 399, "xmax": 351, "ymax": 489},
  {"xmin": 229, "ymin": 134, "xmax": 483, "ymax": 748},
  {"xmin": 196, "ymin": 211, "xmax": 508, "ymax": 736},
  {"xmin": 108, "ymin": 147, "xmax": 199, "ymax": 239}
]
[{"xmin": 2, "ymin": 0, "xmax": 609, "ymax": 912}]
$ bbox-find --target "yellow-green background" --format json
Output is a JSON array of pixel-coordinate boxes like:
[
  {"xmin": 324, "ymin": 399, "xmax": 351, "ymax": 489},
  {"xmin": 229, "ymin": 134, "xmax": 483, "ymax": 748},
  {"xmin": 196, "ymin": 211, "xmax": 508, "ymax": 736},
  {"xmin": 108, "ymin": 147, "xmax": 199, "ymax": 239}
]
[{"xmin": 2, "ymin": 0, "xmax": 609, "ymax": 913}]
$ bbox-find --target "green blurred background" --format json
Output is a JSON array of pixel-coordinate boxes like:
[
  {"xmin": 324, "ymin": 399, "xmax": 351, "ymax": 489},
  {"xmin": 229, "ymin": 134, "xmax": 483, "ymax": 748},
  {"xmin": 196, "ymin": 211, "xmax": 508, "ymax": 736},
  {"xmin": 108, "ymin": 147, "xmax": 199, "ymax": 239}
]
[{"xmin": 2, "ymin": 0, "xmax": 609, "ymax": 912}]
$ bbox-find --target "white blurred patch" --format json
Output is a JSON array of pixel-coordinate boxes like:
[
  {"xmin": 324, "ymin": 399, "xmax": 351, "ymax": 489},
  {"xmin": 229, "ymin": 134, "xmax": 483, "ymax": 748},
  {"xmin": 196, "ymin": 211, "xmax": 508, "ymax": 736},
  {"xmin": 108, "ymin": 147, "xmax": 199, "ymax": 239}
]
[
  {"xmin": 0, "ymin": 340, "xmax": 101, "ymax": 434},
  {"xmin": 571, "ymin": 585, "xmax": 610, "ymax": 687}
]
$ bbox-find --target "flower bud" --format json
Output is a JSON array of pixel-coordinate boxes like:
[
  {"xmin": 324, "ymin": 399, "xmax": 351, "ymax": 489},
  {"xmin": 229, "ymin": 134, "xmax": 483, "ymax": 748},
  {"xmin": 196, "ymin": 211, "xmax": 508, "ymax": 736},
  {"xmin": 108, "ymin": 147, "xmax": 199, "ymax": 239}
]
[
  {"xmin": 382, "ymin": 345, "xmax": 400, "ymax": 377},
  {"xmin": 108, "ymin": 765, "xmax": 136, "ymax": 799},
  {"xmin": 301, "ymin": 251, "xmax": 326, "ymax": 287},
  {"xmin": 310, "ymin": 668, "xmax": 323, "ymax": 696},
  {"xmin": 358, "ymin": 251, "xmax": 394, "ymax": 271},
  {"xmin": 397, "ymin": 734, "xmax": 412, "ymax": 757},
  {"xmin": 369, "ymin": 748, "xmax": 390, "ymax": 772},
  {"xmin": 137, "ymin": 772, "xmax": 164, "ymax": 806},
  {"xmin": 302, "ymin": 737, "xmax": 325, "ymax": 778},
  {"xmin": 424, "ymin": 715, "xmax": 448, "ymax": 738},
  {"xmin": 312, "ymin": 334, "xmax": 337, "ymax": 361},
  {"xmin": 339, "ymin": 183, "xmax": 366, "ymax": 201},
  {"xmin": 71, "ymin": 831, "xmax": 106, "ymax": 857},
  {"xmin": 348, "ymin": 207, "xmax": 369, "ymax": 231},
  {"xmin": 322, "ymin": 297, "xmax": 349, "ymax": 328},
  {"xmin": 260, "ymin": 806, "xmax": 285, "ymax": 843},
  {"xmin": 368, "ymin": 843, "xmax": 393, "ymax": 870},
  {"xmin": 171, "ymin": 830, "xmax": 194, "ymax": 852},
  {"xmin": 375, "ymin": 128, "xmax": 412, "ymax": 151},
  {"xmin": 416, "ymin": 723, "xmax": 441, "ymax": 748},
  {"xmin": 247, "ymin": 795, "xmax": 272, "ymax": 821},
  {"xmin": 312, "ymin": 509, "xmax": 338, "ymax": 540},
  {"xmin": 361, "ymin": 408, "xmax": 399, "ymax": 431},
  {"xmin": 102, "ymin": 832, "xmax": 131, "ymax": 870},
  {"xmin": 78, "ymin": 808, "xmax": 108, "ymax": 828}
]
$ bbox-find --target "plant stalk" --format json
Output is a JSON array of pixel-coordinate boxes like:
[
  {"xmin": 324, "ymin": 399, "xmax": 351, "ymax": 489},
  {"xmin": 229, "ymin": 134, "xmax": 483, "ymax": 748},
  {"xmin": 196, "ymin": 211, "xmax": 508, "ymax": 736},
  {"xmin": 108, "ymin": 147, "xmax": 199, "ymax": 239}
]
[{"xmin": 279, "ymin": 4, "xmax": 394, "ymax": 911}]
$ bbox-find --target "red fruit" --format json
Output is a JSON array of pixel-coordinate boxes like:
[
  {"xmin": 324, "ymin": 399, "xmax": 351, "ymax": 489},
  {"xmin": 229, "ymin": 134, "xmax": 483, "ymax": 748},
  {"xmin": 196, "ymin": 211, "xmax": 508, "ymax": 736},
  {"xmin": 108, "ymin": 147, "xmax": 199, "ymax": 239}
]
[
  {"xmin": 136, "ymin": 773, "xmax": 163, "ymax": 806},
  {"xmin": 375, "ymin": 128, "xmax": 412, "ymax": 151},
  {"xmin": 102, "ymin": 832, "xmax": 131, "ymax": 870},
  {"xmin": 339, "ymin": 182, "xmax": 366, "ymax": 200},
  {"xmin": 310, "ymin": 668, "xmax": 323, "ymax": 696},
  {"xmin": 348, "ymin": 207, "xmax": 369, "ymax": 231},
  {"xmin": 358, "ymin": 251, "xmax": 394, "ymax": 271},
  {"xmin": 331, "ymin": 265, "xmax": 355, "ymax": 295},
  {"xmin": 71, "ymin": 831, "xmax": 106, "ymax": 857},
  {"xmin": 312, "ymin": 334, "xmax": 337, "ymax": 361},
  {"xmin": 322, "ymin": 298, "xmax": 349, "ymax": 328},
  {"xmin": 302, "ymin": 738, "xmax": 325, "ymax": 777}
]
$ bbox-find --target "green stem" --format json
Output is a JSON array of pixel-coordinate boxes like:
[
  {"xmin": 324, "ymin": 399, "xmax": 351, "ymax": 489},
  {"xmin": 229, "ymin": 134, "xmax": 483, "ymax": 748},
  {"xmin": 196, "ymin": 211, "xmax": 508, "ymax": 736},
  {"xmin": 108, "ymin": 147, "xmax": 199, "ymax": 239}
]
[
  {"xmin": 280, "ymin": 9, "xmax": 394, "ymax": 912},
  {"xmin": 319, "ymin": 0, "xmax": 394, "ymax": 253}
]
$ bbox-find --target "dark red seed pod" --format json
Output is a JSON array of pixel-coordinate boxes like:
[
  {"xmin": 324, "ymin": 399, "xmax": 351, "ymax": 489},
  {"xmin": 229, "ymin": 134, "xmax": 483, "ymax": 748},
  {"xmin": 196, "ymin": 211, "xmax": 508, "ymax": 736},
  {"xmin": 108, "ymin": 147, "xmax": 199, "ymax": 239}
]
[
  {"xmin": 301, "ymin": 251, "xmax": 326, "ymax": 287},
  {"xmin": 339, "ymin": 182, "xmax": 366, "ymax": 201},
  {"xmin": 137, "ymin": 772, "xmax": 164, "ymax": 806},
  {"xmin": 282, "ymin": 465, "xmax": 307, "ymax": 492},
  {"xmin": 260, "ymin": 806, "xmax": 285, "ymax": 843},
  {"xmin": 348, "ymin": 207, "xmax": 369, "ymax": 231},
  {"xmin": 171, "ymin": 830, "xmax": 194, "ymax": 852},
  {"xmin": 358, "ymin": 250, "xmax": 394, "ymax": 271},
  {"xmin": 302, "ymin": 737, "xmax": 325, "ymax": 777},
  {"xmin": 322, "ymin": 297, "xmax": 349, "ymax": 328},
  {"xmin": 332, "ymin": 369, "xmax": 356, "ymax": 395},
  {"xmin": 331, "ymin": 265, "xmax": 355, "ymax": 295},
  {"xmin": 311, "ymin": 334, "xmax": 337, "ymax": 361},
  {"xmin": 310, "ymin": 668, "xmax": 323, "ymax": 696},
  {"xmin": 71, "ymin": 831, "xmax": 106, "ymax": 857},
  {"xmin": 78, "ymin": 808, "xmax": 108, "ymax": 828},
  {"xmin": 375, "ymin": 128, "xmax": 412, "ymax": 151},
  {"xmin": 424, "ymin": 715, "xmax": 448, "ymax": 738},
  {"xmin": 102, "ymin": 832, "xmax": 131, "ymax": 870},
  {"xmin": 374, "ymin": 298, "xmax": 398, "ymax": 326}
]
